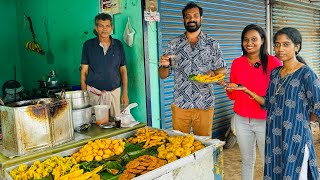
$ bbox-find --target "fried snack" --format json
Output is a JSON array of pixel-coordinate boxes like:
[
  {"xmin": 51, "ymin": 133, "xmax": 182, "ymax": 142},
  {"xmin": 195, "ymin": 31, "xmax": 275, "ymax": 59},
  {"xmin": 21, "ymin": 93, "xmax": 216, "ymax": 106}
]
[
  {"xmin": 125, "ymin": 127, "xmax": 167, "ymax": 148},
  {"xmin": 71, "ymin": 138, "xmax": 125, "ymax": 163},
  {"xmin": 192, "ymin": 73, "xmax": 225, "ymax": 83},
  {"xmin": 157, "ymin": 134, "xmax": 206, "ymax": 162},
  {"xmin": 118, "ymin": 155, "xmax": 167, "ymax": 179}
]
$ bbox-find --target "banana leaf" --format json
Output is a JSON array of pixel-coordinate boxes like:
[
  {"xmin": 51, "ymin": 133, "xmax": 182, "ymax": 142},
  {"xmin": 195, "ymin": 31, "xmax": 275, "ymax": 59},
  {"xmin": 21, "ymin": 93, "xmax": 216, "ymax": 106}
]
[
  {"xmin": 100, "ymin": 172, "xmax": 121, "ymax": 180},
  {"xmin": 189, "ymin": 74, "xmax": 196, "ymax": 80},
  {"xmin": 120, "ymin": 144, "xmax": 159, "ymax": 164}
]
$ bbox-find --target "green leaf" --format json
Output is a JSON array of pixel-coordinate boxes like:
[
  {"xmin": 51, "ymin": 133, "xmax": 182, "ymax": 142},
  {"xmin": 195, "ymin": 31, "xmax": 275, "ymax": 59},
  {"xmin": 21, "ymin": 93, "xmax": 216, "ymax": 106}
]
[
  {"xmin": 38, "ymin": 175, "xmax": 53, "ymax": 180},
  {"xmin": 189, "ymin": 74, "xmax": 196, "ymax": 80},
  {"xmin": 124, "ymin": 142, "xmax": 143, "ymax": 153},
  {"xmin": 104, "ymin": 161, "xmax": 124, "ymax": 171},
  {"xmin": 100, "ymin": 171, "xmax": 121, "ymax": 180}
]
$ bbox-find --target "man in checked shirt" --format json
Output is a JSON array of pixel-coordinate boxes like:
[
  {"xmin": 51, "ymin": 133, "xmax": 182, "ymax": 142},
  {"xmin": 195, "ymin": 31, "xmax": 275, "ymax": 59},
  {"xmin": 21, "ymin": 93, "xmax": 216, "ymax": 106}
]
[{"xmin": 158, "ymin": 2, "xmax": 227, "ymax": 137}]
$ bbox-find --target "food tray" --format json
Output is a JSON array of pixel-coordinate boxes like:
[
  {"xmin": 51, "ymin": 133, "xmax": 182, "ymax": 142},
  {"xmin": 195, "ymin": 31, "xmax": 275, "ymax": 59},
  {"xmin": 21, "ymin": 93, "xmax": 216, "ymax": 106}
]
[{"xmin": 4, "ymin": 127, "xmax": 224, "ymax": 180}]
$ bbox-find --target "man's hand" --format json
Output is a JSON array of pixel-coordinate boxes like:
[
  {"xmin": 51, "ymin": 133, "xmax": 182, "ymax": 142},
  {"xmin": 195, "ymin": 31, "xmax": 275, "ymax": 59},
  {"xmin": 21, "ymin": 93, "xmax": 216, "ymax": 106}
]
[
  {"xmin": 121, "ymin": 93, "xmax": 129, "ymax": 106},
  {"xmin": 159, "ymin": 54, "xmax": 171, "ymax": 67}
]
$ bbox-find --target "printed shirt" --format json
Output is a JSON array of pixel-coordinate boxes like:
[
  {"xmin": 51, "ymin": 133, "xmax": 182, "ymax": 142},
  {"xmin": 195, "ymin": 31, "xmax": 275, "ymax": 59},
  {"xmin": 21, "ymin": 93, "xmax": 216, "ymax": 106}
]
[
  {"xmin": 264, "ymin": 66, "xmax": 320, "ymax": 179},
  {"xmin": 165, "ymin": 32, "xmax": 225, "ymax": 109},
  {"xmin": 226, "ymin": 55, "xmax": 282, "ymax": 119}
]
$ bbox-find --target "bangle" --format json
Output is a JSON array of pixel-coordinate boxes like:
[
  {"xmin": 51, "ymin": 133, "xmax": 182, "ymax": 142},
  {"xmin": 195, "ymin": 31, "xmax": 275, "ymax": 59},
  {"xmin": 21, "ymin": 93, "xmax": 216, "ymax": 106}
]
[{"xmin": 249, "ymin": 92, "xmax": 257, "ymax": 100}]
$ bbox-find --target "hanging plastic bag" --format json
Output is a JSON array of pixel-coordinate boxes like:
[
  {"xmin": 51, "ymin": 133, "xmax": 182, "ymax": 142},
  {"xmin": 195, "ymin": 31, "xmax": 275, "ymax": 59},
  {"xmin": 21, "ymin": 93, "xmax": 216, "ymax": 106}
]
[{"xmin": 123, "ymin": 17, "xmax": 135, "ymax": 47}]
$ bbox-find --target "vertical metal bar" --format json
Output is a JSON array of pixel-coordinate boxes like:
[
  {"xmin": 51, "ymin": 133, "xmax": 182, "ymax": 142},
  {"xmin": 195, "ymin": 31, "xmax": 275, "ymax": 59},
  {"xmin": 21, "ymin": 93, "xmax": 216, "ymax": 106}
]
[
  {"xmin": 158, "ymin": 1, "xmax": 165, "ymax": 129},
  {"xmin": 141, "ymin": 0, "xmax": 153, "ymax": 127},
  {"xmin": 266, "ymin": 0, "xmax": 271, "ymax": 54}
]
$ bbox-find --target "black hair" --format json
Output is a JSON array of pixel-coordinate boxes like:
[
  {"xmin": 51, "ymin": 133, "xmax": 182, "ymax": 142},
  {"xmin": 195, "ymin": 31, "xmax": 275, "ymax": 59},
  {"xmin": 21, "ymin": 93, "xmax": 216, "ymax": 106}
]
[
  {"xmin": 182, "ymin": 2, "xmax": 203, "ymax": 18},
  {"xmin": 273, "ymin": 27, "xmax": 307, "ymax": 65},
  {"xmin": 93, "ymin": 13, "xmax": 112, "ymax": 36},
  {"xmin": 241, "ymin": 24, "xmax": 269, "ymax": 74},
  {"xmin": 95, "ymin": 13, "xmax": 113, "ymax": 26}
]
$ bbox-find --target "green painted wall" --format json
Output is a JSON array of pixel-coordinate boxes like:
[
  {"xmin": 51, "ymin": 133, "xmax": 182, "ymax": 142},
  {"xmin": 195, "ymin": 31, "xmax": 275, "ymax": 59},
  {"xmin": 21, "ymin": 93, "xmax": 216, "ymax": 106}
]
[
  {"xmin": 5, "ymin": 0, "xmax": 146, "ymax": 122},
  {"xmin": 148, "ymin": 22, "xmax": 161, "ymax": 128},
  {"xmin": 0, "ymin": 1, "xmax": 22, "ymax": 97}
]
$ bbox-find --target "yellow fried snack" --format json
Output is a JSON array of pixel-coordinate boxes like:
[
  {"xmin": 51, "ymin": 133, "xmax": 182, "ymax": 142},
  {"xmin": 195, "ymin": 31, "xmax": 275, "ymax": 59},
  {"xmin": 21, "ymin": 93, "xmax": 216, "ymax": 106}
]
[
  {"xmin": 125, "ymin": 127, "xmax": 167, "ymax": 148},
  {"xmin": 192, "ymin": 73, "xmax": 225, "ymax": 83},
  {"xmin": 157, "ymin": 134, "xmax": 206, "ymax": 162},
  {"xmin": 72, "ymin": 138, "xmax": 125, "ymax": 163}
]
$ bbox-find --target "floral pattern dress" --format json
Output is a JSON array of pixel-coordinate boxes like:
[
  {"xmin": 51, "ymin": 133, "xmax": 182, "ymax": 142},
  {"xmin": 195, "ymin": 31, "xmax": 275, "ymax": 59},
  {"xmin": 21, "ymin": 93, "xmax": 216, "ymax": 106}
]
[{"xmin": 264, "ymin": 66, "xmax": 320, "ymax": 180}]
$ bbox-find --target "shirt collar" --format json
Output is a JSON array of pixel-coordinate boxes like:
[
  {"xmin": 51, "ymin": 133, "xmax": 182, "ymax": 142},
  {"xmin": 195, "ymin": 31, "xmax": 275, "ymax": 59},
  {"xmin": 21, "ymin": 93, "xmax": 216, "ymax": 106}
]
[
  {"xmin": 182, "ymin": 31, "xmax": 206, "ymax": 49},
  {"xmin": 95, "ymin": 36, "xmax": 114, "ymax": 46}
]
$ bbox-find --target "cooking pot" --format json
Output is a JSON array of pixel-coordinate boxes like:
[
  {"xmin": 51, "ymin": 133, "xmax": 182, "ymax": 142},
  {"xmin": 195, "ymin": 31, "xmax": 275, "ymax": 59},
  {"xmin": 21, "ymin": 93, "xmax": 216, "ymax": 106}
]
[
  {"xmin": 38, "ymin": 80, "xmax": 60, "ymax": 88},
  {"xmin": 56, "ymin": 90, "xmax": 89, "ymax": 110}
]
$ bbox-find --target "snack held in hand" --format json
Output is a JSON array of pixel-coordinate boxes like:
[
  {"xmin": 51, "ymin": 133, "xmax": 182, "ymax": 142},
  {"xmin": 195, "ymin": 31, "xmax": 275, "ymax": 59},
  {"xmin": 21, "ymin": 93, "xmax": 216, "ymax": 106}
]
[{"xmin": 190, "ymin": 74, "xmax": 225, "ymax": 83}]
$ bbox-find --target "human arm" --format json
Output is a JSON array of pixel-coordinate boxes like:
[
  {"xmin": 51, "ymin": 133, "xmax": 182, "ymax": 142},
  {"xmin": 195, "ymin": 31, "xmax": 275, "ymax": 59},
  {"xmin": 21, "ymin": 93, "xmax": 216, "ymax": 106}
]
[
  {"xmin": 310, "ymin": 112, "xmax": 318, "ymax": 122},
  {"xmin": 120, "ymin": 66, "xmax": 129, "ymax": 105},
  {"xmin": 206, "ymin": 67, "xmax": 227, "ymax": 77},
  {"xmin": 80, "ymin": 64, "xmax": 88, "ymax": 91},
  {"xmin": 158, "ymin": 54, "xmax": 171, "ymax": 79},
  {"xmin": 304, "ymin": 69, "xmax": 320, "ymax": 122},
  {"xmin": 226, "ymin": 84, "xmax": 265, "ymax": 105}
]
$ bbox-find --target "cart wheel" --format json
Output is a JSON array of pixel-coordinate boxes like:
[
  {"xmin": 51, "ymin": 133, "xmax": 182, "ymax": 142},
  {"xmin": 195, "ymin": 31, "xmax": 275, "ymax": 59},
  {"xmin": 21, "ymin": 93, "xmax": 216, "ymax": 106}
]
[{"xmin": 224, "ymin": 132, "xmax": 237, "ymax": 149}]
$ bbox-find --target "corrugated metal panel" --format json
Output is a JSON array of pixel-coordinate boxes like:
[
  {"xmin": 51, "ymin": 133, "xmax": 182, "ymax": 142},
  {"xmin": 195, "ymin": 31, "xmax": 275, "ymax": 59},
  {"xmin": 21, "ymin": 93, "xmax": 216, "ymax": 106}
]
[
  {"xmin": 158, "ymin": 0, "xmax": 267, "ymax": 138},
  {"xmin": 271, "ymin": 0, "xmax": 320, "ymax": 75}
]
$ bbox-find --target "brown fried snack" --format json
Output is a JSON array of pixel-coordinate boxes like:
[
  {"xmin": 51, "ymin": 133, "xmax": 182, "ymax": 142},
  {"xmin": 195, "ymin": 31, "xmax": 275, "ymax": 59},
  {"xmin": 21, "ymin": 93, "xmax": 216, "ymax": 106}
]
[
  {"xmin": 118, "ymin": 172, "xmax": 136, "ymax": 180},
  {"xmin": 126, "ymin": 160, "xmax": 140, "ymax": 169}
]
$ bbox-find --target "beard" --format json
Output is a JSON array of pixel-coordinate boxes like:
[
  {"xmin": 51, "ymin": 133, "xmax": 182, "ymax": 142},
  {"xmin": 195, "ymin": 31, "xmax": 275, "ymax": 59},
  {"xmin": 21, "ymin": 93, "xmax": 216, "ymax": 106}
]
[{"xmin": 184, "ymin": 21, "xmax": 201, "ymax": 32}]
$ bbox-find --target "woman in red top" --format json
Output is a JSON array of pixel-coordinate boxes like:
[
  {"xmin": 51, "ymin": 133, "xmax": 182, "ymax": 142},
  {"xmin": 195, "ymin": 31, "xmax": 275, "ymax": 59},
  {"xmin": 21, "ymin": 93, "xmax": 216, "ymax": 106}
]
[{"xmin": 226, "ymin": 24, "xmax": 281, "ymax": 180}]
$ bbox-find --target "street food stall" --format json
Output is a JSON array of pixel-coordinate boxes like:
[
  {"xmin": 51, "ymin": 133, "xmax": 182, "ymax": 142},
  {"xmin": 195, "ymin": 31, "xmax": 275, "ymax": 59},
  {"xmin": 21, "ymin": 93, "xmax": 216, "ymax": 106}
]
[{"xmin": 0, "ymin": 97, "xmax": 224, "ymax": 180}]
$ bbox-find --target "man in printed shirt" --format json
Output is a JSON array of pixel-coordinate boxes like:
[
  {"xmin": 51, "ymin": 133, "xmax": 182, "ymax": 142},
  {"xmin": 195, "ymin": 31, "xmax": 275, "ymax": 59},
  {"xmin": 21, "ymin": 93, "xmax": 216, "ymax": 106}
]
[{"xmin": 158, "ymin": 2, "xmax": 227, "ymax": 137}]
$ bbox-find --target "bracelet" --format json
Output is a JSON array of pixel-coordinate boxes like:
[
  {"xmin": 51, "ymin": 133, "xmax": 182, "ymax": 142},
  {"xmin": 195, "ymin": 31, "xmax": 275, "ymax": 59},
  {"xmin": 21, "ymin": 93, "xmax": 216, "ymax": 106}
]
[{"xmin": 249, "ymin": 92, "xmax": 257, "ymax": 100}]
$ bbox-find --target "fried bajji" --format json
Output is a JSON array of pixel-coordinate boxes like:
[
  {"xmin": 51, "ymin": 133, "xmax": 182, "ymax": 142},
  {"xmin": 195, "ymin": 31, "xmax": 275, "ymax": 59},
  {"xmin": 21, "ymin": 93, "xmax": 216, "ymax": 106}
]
[
  {"xmin": 157, "ymin": 134, "xmax": 206, "ymax": 162},
  {"xmin": 121, "ymin": 155, "xmax": 167, "ymax": 178},
  {"xmin": 125, "ymin": 127, "xmax": 168, "ymax": 148}
]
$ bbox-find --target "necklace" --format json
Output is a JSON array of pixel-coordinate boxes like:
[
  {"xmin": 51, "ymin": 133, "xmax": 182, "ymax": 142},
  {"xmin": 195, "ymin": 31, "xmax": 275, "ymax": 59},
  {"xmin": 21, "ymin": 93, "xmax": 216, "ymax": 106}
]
[
  {"xmin": 275, "ymin": 75, "xmax": 290, "ymax": 95},
  {"xmin": 275, "ymin": 62, "xmax": 301, "ymax": 95},
  {"xmin": 275, "ymin": 71, "xmax": 292, "ymax": 95}
]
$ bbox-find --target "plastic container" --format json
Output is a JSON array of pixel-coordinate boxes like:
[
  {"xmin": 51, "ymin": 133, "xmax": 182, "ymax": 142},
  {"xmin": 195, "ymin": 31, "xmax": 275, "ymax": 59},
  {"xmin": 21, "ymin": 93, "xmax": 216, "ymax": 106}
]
[
  {"xmin": 120, "ymin": 113, "xmax": 132, "ymax": 126},
  {"xmin": 94, "ymin": 105, "xmax": 110, "ymax": 125}
]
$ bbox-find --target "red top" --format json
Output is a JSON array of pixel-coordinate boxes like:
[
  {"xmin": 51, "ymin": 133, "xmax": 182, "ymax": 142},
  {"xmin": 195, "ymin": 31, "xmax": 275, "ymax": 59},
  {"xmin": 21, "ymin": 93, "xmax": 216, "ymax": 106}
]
[{"xmin": 227, "ymin": 55, "xmax": 282, "ymax": 119}]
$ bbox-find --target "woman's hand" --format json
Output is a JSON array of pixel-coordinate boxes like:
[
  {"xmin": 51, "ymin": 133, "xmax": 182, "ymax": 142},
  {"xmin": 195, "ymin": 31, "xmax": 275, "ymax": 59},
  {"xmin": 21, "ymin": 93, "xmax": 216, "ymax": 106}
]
[{"xmin": 206, "ymin": 70, "xmax": 215, "ymax": 77}]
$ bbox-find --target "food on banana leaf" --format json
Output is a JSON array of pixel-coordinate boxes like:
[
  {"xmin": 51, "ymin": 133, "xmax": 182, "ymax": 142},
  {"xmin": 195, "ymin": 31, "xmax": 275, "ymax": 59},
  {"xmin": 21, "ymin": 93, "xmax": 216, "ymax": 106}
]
[
  {"xmin": 125, "ymin": 127, "xmax": 167, "ymax": 148},
  {"xmin": 72, "ymin": 138, "xmax": 125, "ymax": 163},
  {"xmin": 189, "ymin": 73, "xmax": 225, "ymax": 83},
  {"xmin": 157, "ymin": 134, "xmax": 205, "ymax": 163}
]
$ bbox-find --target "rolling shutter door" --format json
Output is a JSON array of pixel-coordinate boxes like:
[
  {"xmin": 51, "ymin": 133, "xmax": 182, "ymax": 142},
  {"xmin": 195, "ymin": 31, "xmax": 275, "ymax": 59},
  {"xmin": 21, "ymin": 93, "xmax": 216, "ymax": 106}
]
[
  {"xmin": 159, "ymin": 0, "xmax": 267, "ymax": 138},
  {"xmin": 271, "ymin": 0, "xmax": 320, "ymax": 75}
]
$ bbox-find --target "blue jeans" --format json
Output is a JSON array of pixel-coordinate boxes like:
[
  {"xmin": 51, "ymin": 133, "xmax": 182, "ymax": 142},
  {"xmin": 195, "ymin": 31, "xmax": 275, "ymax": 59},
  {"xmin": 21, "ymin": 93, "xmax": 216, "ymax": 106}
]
[{"xmin": 234, "ymin": 113, "xmax": 266, "ymax": 180}]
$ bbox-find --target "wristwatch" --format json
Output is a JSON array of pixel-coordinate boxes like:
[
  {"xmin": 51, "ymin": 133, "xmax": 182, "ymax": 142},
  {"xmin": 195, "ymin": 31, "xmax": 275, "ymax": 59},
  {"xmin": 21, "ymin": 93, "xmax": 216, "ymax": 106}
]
[{"xmin": 160, "ymin": 65, "xmax": 170, "ymax": 68}]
